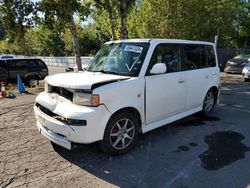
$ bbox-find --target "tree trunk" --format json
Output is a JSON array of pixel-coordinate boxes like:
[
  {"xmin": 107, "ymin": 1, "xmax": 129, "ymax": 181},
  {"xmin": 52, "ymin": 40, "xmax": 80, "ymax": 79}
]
[
  {"xmin": 70, "ymin": 12, "xmax": 82, "ymax": 71},
  {"xmin": 119, "ymin": 0, "xmax": 128, "ymax": 39},
  {"xmin": 108, "ymin": 11, "xmax": 117, "ymax": 40},
  {"xmin": 106, "ymin": 0, "xmax": 117, "ymax": 40}
]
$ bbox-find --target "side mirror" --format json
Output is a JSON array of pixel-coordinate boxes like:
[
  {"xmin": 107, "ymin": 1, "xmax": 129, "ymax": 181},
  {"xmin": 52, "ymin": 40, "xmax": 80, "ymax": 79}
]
[{"xmin": 150, "ymin": 63, "xmax": 167, "ymax": 75}]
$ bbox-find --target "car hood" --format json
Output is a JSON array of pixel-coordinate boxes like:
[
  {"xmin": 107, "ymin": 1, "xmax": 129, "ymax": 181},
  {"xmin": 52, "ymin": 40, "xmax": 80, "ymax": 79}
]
[
  {"xmin": 229, "ymin": 58, "xmax": 249, "ymax": 64},
  {"xmin": 45, "ymin": 71, "xmax": 130, "ymax": 90}
]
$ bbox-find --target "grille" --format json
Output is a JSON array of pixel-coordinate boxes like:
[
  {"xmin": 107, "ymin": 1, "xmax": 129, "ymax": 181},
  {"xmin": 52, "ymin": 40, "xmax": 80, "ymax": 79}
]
[
  {"xmin": 48, "ymin": 85, "xmax": 73, "ymax": 101},
  {"xmin": 36, "ymin": 103, "xmax": 86, "ymax": 126},
  {"xmin": 36, "ymin": 103, "xmax": 57, "ymax": 117}
]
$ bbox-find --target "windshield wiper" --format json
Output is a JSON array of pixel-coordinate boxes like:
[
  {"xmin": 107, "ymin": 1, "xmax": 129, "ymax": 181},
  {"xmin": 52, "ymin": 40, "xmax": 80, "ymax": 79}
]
[{"xmin": 90, "ymin": 70, "xmax": 120, "ymax": 75}]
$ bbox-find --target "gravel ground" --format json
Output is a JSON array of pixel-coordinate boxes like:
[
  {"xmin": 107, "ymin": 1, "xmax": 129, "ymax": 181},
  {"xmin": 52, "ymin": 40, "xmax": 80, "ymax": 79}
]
[{"xmin": 0, "ymin": 72, "xmax": 250, "ymax": 188}]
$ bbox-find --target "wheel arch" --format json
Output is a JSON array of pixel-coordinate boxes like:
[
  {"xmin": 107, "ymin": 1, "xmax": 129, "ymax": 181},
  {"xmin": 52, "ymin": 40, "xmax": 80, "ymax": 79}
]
[
  {"xmin": 206, "ymin": 86, "xmax": 219, "ymax": 104},
  {"xmin": 109, "ymin": 107, "xmax": 142, "ymax": 132},
  {"xmin": 25, "ymin": 72, "xmax": 41, "ymax": 80}
]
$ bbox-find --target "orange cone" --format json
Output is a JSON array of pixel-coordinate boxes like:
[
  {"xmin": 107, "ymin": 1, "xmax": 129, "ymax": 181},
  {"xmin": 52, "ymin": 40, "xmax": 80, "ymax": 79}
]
[{"xmin": 1, "ymin": 83, "xmax": 7, "ymax": 98}]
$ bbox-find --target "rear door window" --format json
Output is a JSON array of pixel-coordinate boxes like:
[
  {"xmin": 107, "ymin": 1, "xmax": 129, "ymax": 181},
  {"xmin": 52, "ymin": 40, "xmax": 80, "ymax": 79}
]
[
  {"xmin": 182, "ymin": 45, "xmax": 206, "ymax": 70},
  {"xmin": 8, "ymin": 60, "xmax": 29, "ymax": 69}
]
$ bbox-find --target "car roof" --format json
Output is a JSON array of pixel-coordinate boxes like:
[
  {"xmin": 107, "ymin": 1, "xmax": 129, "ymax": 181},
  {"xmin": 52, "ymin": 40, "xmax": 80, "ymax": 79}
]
[
  {"xmin": 1, "ymin": 58, "xmax": 42, "ymax": 61},
  {"xmin": 105, "ymin": 38, "xmax": 215, "ymax": 46}
]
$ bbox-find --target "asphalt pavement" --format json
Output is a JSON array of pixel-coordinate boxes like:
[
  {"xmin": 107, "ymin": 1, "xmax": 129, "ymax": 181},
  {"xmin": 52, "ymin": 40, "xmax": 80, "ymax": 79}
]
[{"xmin": 0, "ymin": 72, "xmax": 250, "ymax": 188}]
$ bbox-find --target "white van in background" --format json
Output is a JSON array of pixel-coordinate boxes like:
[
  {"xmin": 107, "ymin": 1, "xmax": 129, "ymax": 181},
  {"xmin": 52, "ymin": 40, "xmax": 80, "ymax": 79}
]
[{"xmin": 34, "ymin": 39, "xmax": 220, "ymax": 155}]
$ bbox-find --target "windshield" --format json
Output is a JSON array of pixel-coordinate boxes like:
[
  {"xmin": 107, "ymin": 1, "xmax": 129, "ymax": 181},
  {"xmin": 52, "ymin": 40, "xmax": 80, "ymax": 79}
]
[{"xmin": 87, "ymin": 42, "xmax": 149, "ymax": 76}]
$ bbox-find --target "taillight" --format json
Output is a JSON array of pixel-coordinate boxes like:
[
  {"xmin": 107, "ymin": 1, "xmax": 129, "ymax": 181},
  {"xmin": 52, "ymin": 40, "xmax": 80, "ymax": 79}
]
[{"xmin": 42, "ymin": 69, "xmax": 48, "ymax": 72}]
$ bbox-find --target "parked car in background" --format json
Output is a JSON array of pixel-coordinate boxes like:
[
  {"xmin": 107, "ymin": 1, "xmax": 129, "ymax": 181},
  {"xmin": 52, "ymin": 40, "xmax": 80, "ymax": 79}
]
[
  {"xmin": 34, "ymin": 39, "xmax": 220, "ymax": 155},
  {"xmin": 65, "ymin": 58, "xmax": 92, "ymax": 72},
  {"xmin": 242, "ymin": 63, "xmax": 250, "ymax": 82},
  {"xmin": 224, "ymin": 54, "xmax": 250, "ymax": 73},
  {"xmin": 0, "ymin": 58, "xmax": 48, "ymax": 87}
]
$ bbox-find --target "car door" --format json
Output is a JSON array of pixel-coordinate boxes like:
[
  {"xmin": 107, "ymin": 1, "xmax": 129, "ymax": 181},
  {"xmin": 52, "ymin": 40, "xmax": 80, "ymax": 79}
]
[
  {"xmin": 0, "ymin": 60, "xmax": 8, "ymax": 81},
  {"xmin": 182, "ymin": 44, "xmax": 210, "ymax": 110},
  {"xmin": 145, "ymin": 44, "xmax": 186, "ymax": 124},
  {"xmin": 8, "ymin": 59, "xmax": 29, "ymax": 79}
]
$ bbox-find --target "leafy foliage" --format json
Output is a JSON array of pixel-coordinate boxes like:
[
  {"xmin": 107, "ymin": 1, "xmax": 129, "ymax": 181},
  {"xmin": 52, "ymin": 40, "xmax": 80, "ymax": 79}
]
[{"xmin": 0, "ymin": 0, "xmax": 249, "ymax": 56}]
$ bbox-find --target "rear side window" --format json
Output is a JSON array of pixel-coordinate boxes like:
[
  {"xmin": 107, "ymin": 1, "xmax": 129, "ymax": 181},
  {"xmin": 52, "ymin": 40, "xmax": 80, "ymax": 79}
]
[
  {"xmin": 8, "ymin": 59, "xmax": 44, "ymax": 69},
  {"xmin": 182, "ymin": 45, "xmax": 206, "ymax": 70},
  {"xmin": 182, "ymin": 44, "xmax": 216, "ymax": 70},
  {"xmin": 36, "ymin": 59, "xmax": 46, "ymax": 67},
  {"xmin": 207, "ymin": 45, "xmax": 216, "ymax": 67},
  {"xmin": 8, "ymin": 60, "xmax": 28, "ymax": 68},
  {"xmin": 147, "ymin": 44, "xmax": 181, "ymax": 74}
]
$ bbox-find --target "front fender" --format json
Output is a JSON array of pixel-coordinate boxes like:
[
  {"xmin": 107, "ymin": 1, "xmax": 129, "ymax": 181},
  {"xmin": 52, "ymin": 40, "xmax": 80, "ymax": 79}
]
[{"xmin": 93, "ymin": 77, "xmax": 145, "ymax": 124}]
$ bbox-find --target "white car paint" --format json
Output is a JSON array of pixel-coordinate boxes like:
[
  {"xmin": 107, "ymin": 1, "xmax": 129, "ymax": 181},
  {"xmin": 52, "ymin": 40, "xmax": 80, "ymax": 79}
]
[
  {"xmin": 242, "ymin": 63, "xmax": 250, "ymax": 81},
  {"xmin": 34, "ymin": 39, "xmax": 220, "ymax": 150},
  {"xmin": 45, "ymin": 71, "xmax": 130, "ymax": 90}
]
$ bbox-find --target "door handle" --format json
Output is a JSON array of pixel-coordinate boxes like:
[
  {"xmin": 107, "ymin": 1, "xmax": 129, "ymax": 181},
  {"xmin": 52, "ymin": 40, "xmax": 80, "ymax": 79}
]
[
  {"xmin": 205, "ymin": 75, "xmax": 209, "ymax": 79},
  {"xmin": 178, "ymin": 79, "xmax": 185, "ymax": 83}
]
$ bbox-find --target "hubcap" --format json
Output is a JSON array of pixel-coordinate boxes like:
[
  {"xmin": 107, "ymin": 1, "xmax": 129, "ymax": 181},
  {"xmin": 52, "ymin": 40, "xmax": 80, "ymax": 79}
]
[
  {"xmin": 109, "ymin": 118, "xmax": 135, "ymax": 150},
  {"xmin": 204, "ymin": 92, "xmax": 214, "ymax": 112}
]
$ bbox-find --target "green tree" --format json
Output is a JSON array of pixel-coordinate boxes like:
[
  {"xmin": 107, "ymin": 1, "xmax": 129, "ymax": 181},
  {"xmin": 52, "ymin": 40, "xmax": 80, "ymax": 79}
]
[
  {"xmin": 24, "ymin": 26, "xmax": 66, "ymax": 56},
  {"xmin": 0, "ymin": 0, "xmax": 34, "ymax": 43},
  {"xmin": 93, "ymin": 0, "xmax": 118, "ymax": 40},
  {"xmin": 128, "ymin": 0, "xmax": 244, "ymax": 47},
  {"xmin": 37, "ymin": 0, "xmax": 90, "ymax": 70}
]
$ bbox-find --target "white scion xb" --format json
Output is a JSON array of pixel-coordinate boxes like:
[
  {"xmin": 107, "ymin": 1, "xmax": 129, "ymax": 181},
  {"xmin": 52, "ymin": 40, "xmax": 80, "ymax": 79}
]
[{"xmin": 34, "ymin": 39, "xmax": 220, "ymax": 155}]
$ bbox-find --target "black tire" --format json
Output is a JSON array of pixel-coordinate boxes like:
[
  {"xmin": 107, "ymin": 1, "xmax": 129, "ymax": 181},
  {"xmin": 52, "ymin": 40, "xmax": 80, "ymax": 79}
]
[
  {"xmin": 26, "ymin": 76, "xmax": 39, "ymax": 88},
  {"xmin": 100, "ymin": 111, "xmax": 139, "ymax": 155},
  {"xmin": 244, "ymin": 78, "xmax": 250, "ymax": 82},
  {"xmin": 201, "ymin": 90, "xmax": 216, "ymax": 116}
]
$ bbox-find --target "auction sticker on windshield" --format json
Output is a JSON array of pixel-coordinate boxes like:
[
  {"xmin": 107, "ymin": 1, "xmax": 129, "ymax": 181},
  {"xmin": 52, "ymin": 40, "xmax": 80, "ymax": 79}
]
[{"xmin": 124, "ymin": 45, "xmax": 143, "ymax": 53}]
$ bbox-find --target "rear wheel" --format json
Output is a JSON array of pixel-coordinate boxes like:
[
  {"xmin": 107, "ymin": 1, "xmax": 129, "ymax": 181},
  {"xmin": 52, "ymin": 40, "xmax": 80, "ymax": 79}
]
[
  {"xmin": 100, "ymin": 111, "xmax": 139, "ymax": 155},
  {"xmin": 202, "ymin": 90, "xmax": 215, "ymax": 116},
  {"xmin": 26, "ymin": 76, "xmax": 39, "ymax": 88}
]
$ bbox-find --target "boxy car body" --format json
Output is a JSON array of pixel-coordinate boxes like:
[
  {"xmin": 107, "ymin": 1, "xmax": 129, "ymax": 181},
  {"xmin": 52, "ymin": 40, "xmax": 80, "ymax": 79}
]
[{"xmin": 34, "ymin": 39, "xmax": 220, "ymax": 155}]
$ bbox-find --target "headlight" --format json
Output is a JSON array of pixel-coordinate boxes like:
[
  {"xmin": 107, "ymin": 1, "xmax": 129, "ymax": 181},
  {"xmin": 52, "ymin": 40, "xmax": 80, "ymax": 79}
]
[
  {"xmin": 245, "ymin": 63, "xmax": 250, "ymax": 68},
  {"xmin": 73, "ymin": 93, "xmax": 100, "ymax": 106},
  {"xmin": 44, "ymin": 82, "xmax": 49, "ymax": 92},
  {"xmin": 228, "ymin": 61, "xmax": 236, "ymax": 65}
]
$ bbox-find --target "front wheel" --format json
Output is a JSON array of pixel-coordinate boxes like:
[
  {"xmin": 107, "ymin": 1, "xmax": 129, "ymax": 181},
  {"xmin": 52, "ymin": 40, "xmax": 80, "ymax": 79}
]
[
  {"xmin": 244, "ymin": 78, "xmax": 250, "ymax": 82},
  {"xmin": 100, "ymin": 111, "xmax": 139, "ymax": 155},
  {"xmin": 202, "ymin": 90, "xmax": 215, "ymax": 116}
]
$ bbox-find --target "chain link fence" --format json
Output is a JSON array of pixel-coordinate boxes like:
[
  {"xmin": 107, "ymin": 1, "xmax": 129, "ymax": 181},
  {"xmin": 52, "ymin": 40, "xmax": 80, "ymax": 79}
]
[{"xmin": 36, "ymin": 56, "xmax": 93, "ymax": 67}]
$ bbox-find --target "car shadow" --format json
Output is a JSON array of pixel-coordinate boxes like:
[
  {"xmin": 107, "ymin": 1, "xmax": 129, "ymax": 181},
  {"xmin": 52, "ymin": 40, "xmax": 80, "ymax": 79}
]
[{"xmin": 53, "ymin": 114, "xmax": 220, "ymax": 187}]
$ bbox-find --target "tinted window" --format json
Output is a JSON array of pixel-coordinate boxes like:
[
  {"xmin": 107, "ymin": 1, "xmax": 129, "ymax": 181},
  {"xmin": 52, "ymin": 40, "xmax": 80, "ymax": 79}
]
[
  {"xmin": 183, "ymin": 45, "xmax": 206, "ymax": 70},
  {"xmin": 147, "ymin": 44, "xmax": 181, "ymax": 74},
  {"xmin": 8, "ymin": 60, "xmax": 28, "ymax": 68},
  {"xmin": 36, "ymin": 59, "xmax": 46, "ymax": 67},
  {"xmin": 0, "ymin": 60, "xmax": 6, "ymax": 68},
  {"xmin": 8, "ymin": 59, "xmax": 40, "ymax": 69},
  {"xmin": 207, "ymin": 46, "xmax": 216, "ymax": 67},
  {"xmin": 0, "ymin": 60, "xmax": 7, "ymax": 73}
]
